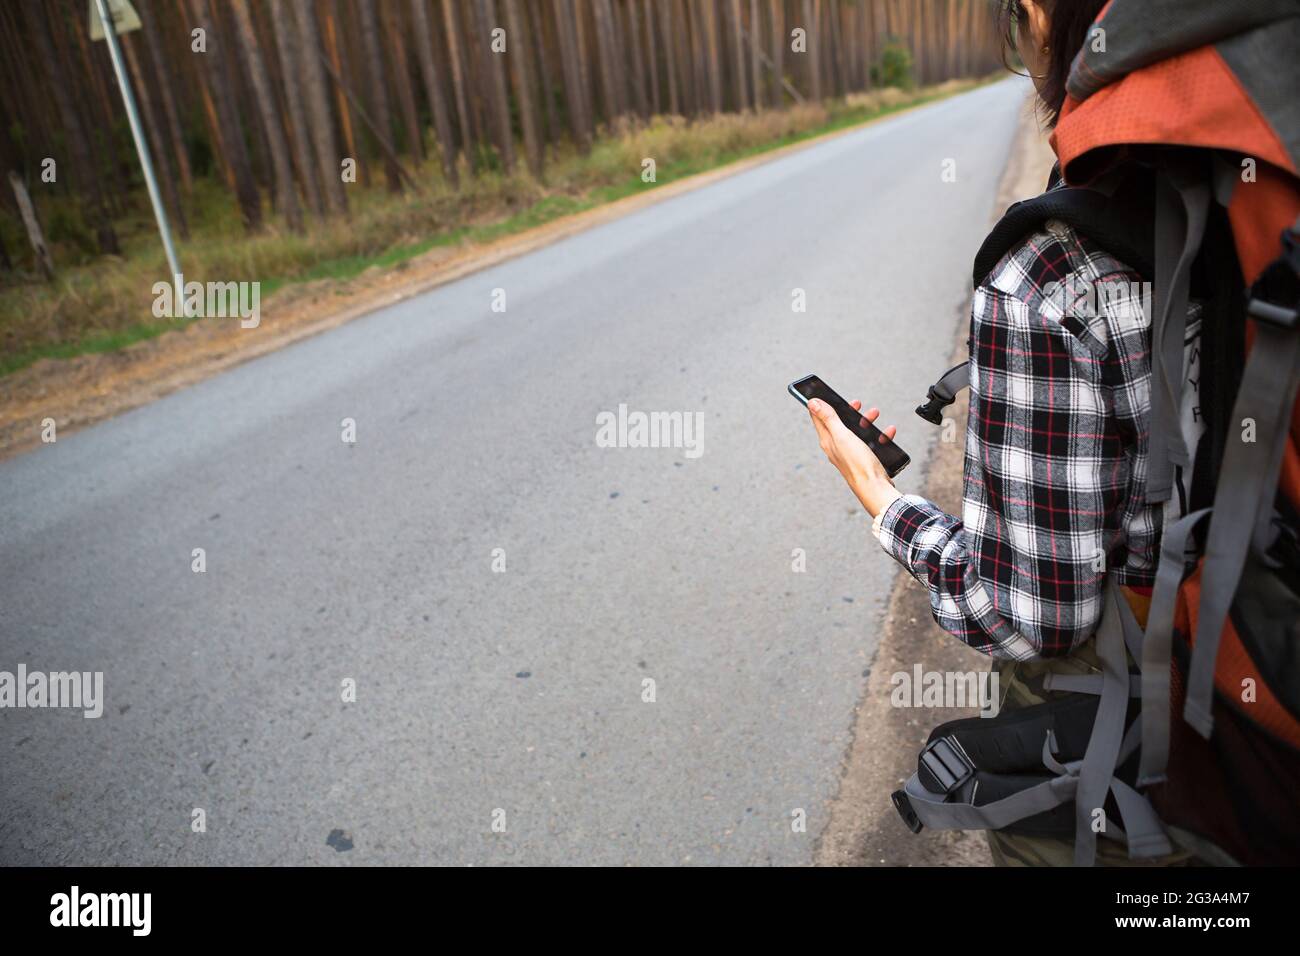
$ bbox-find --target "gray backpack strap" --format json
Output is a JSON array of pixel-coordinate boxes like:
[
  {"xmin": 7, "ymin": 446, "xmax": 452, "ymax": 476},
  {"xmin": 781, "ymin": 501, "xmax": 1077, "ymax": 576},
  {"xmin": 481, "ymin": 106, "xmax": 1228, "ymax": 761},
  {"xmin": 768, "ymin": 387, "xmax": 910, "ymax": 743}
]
[
  {"xmin": 1137, "ymin": 507, "xmax": 1212, "ymax": 785},
  {"xmin": 1072, "ymin": 581, "xmax": 1143, "ymax": 865},
  {"xmin": 1185, "ymin": 306, "xmax": 1300, "ymax": 737},
  {"xmin": 1147, "ymin": 164, "xmax": 1211, "ymax": 503},
  {"xmin": 899, "ymin": 769, "xmax": 1078, "ymax": 833},
  {"xmin": 1042, "ymin": 672, "xmax": 1142, "ymax": 696},
  {"xmin": 1118, "ymin": 711, "xmax": 1143, "ymax": 765},
  {"xmin": 1108, "ymin": 778, "xmax": 1174, "ymax": 858}
]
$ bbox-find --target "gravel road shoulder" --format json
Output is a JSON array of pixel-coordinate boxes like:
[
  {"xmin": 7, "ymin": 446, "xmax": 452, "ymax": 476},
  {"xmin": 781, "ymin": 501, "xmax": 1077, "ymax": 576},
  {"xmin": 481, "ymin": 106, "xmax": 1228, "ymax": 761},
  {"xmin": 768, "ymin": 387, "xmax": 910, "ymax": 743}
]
[{"xmin": 814, "ymin": 96, "xmax": 1055, "ymax": 867}]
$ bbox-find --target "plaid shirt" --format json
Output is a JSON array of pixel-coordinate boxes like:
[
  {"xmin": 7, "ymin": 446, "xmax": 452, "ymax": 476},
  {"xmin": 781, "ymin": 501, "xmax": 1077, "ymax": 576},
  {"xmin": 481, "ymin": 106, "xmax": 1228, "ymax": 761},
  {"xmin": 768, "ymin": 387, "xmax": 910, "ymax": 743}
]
[{"xmin": 876, "ymin": 219, "xmax": 1164, "ymax": 660}]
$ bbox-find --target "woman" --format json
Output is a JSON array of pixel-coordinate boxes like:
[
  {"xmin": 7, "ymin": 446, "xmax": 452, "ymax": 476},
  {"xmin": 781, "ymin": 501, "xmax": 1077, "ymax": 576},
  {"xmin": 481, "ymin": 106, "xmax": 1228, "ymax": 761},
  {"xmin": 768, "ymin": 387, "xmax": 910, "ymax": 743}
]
[{"xmin": 805, "ymin": 0, "xmax": 1200, "ymax": 866}]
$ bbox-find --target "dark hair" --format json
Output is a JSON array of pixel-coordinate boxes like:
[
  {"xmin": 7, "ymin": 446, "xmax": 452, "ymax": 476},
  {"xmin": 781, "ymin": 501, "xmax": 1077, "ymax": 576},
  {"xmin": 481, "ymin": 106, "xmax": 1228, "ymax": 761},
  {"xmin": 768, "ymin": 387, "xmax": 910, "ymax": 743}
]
[{"xmin": 997, "ymin": 0, "xmax": 1109, "ymax": 127}]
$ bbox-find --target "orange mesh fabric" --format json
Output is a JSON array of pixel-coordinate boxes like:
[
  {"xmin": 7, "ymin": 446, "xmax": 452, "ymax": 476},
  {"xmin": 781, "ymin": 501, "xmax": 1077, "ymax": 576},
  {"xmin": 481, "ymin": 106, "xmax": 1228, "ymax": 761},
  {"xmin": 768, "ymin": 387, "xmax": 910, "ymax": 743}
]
[
  {"xmin": 1175, "ymin": 564, "xmax": 1300, "ymax": 750},
  {"xmin": 1056, "ymin": 36, "xmax": 1300, "ymax": 551},
  {"xmin": 1053, "ymin": 46, "xmax": 1295, "ymax": 180}
]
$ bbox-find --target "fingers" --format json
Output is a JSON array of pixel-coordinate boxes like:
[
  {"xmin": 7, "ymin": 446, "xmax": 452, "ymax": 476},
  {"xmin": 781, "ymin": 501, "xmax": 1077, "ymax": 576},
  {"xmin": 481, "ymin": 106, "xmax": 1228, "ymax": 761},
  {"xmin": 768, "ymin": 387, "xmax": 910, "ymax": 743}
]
[
  {"xmin": 850, "ymin": 404, "xmax": 898, "ymax": 443},
  {"xmin": 813, "ymin": 398, "xmax": 897, "ymax": 447},
  {"xmin": 807, "ymin": 400, "xmax": 834, "ymax": 449},
  {"xmin": 808, "ymin": 399, "xmax": 855, "ymax": 454}
]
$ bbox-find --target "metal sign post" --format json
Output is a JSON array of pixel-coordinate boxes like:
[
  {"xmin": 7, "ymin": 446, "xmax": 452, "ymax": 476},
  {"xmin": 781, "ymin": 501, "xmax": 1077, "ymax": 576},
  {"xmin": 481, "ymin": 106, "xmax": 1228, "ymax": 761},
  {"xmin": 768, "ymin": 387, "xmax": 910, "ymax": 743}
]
[{"xmin": 90, "ymin": 0, "xmax": 185, "ymax": 309}]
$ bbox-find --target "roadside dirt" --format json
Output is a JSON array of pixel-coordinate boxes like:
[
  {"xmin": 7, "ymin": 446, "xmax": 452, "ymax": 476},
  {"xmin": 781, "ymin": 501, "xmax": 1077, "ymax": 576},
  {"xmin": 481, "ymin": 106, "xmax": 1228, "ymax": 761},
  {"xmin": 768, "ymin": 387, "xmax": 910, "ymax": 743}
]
[
  {"xmin": 0, "ymin": 96, "xmax": 954, "ymax": 462},
  {"xmin": 814, "ymin": 96, "xmax": 1056, "ymax": 866}
]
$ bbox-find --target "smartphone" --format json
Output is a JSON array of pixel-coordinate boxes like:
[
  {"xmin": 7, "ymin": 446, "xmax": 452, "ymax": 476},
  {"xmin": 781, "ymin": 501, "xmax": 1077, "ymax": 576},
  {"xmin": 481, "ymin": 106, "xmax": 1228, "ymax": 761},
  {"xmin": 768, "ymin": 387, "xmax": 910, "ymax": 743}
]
[{"xmin": 789, "ymin": 374, "xmax": 910, "ymax": 478}]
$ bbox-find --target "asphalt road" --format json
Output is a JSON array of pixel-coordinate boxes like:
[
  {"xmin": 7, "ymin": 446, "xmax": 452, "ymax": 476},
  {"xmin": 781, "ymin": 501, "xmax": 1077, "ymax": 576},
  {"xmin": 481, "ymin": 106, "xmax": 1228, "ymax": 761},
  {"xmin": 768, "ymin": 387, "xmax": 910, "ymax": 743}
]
[{"xmin": 0, "ymin": 78, "xmax": 1026, "ymax": 865}]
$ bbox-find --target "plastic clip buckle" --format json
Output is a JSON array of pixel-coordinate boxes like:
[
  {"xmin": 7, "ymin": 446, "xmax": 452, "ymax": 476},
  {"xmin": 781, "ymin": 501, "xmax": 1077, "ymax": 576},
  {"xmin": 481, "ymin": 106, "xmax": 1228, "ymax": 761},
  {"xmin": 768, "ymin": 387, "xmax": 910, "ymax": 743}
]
[
  {"xmin": 891, "ymin": 789, "xmax": 923, "ymax": 834},
  {"xmin": 915, "ymin": 388, "xmax": 948, "ymax": 425},
  {"xmin": 919, "ymin": 735, "xmax": 975, "ymax": 795}
]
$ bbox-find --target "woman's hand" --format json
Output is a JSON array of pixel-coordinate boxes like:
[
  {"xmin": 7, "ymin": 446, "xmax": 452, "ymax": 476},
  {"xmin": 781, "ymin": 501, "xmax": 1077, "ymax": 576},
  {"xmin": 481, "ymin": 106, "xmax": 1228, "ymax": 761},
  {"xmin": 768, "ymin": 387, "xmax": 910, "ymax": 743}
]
[{"xmin": 806, "ymin": 398, "xmax": 901, "ymax": 518}]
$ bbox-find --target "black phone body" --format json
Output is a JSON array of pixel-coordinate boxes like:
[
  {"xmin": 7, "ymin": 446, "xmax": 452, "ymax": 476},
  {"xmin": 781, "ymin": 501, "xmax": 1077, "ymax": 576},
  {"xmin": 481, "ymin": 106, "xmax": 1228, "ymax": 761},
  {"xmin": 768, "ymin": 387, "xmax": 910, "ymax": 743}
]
[{"xmin": 789, "ymin": 374, "xmax": 911, "ymax": 478}]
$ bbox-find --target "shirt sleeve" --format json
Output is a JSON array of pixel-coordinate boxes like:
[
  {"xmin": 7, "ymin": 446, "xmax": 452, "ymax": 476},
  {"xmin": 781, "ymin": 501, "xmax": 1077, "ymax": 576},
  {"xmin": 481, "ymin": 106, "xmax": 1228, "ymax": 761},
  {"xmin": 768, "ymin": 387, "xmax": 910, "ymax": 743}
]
[{"xmin": 873, "ymin": 227, "xmax": 1149, "ymax": 660}]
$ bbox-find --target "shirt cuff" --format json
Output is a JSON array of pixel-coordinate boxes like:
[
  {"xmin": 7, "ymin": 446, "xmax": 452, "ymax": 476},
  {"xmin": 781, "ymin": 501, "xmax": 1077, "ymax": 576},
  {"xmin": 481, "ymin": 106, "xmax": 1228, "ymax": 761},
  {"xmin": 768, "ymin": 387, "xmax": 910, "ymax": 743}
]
[
  {"xmin": 870, "ymin": 489, "xmax": 903, "ymax": 539},
  {"xmin": 873, "ymin": 493, "xmax": 947, "ymax": 567}
]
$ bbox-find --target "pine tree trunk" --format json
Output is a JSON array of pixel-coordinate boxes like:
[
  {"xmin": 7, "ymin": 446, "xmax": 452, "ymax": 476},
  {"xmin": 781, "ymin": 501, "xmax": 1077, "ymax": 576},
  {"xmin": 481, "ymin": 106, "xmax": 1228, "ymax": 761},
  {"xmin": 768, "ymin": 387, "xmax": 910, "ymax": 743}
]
[
  {"xmin": 625, "ymin": 0, "xmax": 650, "ymax": 118},
  {"xmin": 357, "ymin": 0, "xmax": 402, "ymax": 191},
  {"xmin": 384, "ymin": 2, "xmax": 424, "ymax": 165},
  {"xmin": 827, "ymin": 0, "xmax": 843, "ymax": 96},
  {"xmin": 410, "ymin": 0, "xmax": 460, "ymax": 185},
  {"xmin": 9, "ymin": 170, "xmax": 55, "ymax": 279},
  {"xmin": 293, "ymin": 0, "xmax": 348, "ymax": 216},
  {"xmin": 527, "ymin": 0, "xmax": 560, "ymax": 143},
  {"xmin": 553, "ymin": 0, "xmax": 592, "ymax": 152},
  {"xmin": 61, "ymin": 0, "xmax": 130, "ymax": 217},
  {"xmin": 269, "ymin": 0, "xmax": 325, "ymax": 217},
  {"xmin": 121, "ymin": 32, "xmax": 189, "ymax": 238},
  {"xmin": 687, "ymin": 0, "xmax": 708, "ymax": 115},
  {"xmin": 642, "ymin": 1, "xmax": 660, "ymax": 115},
  {"xmin": 472, "ymin": 0, "xmax": 516, "ymax": 174},
  {"xmin": 218, "ymin": 1, "xmax": 271, "ymax": 198},
  {"xmin": 727, "ymin": 0, "xmax": 749, "ymax": 110},
  {"xmin": 701, "ymin": 0, "xmax": 722, "ymax": 112},
  {"xmin": 323, "ymin": 1, "xmax": 364, "ymax": 187},
  {"xmin": 26, "ymin": 0, "xmax": 119, "ymax": 254},
  {"xmin": 803, "ymin": 0, "xmax": 822, "ymax": 102},
  {"xmin": 591, "ymin": 0, "xmax": 623, "ymax": 123},
  {"xmin": 770, "ymin": 0, "xmax": 784, "ymax": 106},
  {"xmin": 230, "ymin": 0, "xmax": 301, "ymax": 231},
  {"xmin": 661, "ymin": 0, "xmax": 681, "ymax": 115},
  {"xmin": 503, "ymin": 0, "xmax": 543, "ymax": 177},
  {"xmin": 442, "ymin": 0, "xmax": 479, "ymax": 169},
  {"xmin": 866, "ymin": 0, "xmax": 877, "ymax": 88},
  {"xmin": 187, "ymin": 0, "xmax": 262, "ymax": 230},
  {"xmin": 69, "ymin": 3, "xmax": 120, "ymax": 193},
  {"xmin": 138, "ymin": 0, "xmax": 193, "ymax": 193}
]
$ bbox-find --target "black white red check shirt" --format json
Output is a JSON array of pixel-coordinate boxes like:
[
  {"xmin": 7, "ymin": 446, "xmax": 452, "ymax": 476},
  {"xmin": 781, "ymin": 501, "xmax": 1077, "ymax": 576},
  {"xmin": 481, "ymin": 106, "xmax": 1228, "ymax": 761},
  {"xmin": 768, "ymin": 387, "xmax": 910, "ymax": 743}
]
[{"xmin": 875, "ymin": 219, "xmax": 1174, "ymax": 660}]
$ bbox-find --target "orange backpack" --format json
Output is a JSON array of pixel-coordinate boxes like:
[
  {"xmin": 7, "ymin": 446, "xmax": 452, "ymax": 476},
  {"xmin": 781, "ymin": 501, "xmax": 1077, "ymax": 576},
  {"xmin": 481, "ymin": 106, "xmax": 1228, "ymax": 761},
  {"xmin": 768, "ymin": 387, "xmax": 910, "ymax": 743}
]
[{"xmin": 894, "ymin": 0, "xmax": 1300, "ymax": 864}]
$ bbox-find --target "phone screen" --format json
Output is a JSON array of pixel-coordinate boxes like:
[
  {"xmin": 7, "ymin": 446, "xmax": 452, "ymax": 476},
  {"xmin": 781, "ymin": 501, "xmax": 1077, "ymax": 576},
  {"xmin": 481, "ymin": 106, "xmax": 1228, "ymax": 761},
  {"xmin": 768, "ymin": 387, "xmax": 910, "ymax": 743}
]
[{"xmin": 790, "ymin": 375, "xmax": 910, "ymax": 478}]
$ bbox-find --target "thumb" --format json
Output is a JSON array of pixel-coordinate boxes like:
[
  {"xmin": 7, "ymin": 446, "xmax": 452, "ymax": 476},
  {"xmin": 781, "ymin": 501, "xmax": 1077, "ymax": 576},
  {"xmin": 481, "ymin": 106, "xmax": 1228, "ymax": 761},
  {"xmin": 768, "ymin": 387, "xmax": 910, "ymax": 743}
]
[{"xmin": 807, "ymin": 398, "xmax": 836, "ymax": 425}]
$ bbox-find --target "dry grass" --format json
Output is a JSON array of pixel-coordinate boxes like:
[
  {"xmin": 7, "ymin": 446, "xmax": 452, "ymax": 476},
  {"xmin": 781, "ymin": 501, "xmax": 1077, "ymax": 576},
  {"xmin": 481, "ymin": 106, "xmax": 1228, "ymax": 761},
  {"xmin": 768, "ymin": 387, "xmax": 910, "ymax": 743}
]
[{"xmin": 0, "ymin": 77, "xmax": 989, "ymax": 376}]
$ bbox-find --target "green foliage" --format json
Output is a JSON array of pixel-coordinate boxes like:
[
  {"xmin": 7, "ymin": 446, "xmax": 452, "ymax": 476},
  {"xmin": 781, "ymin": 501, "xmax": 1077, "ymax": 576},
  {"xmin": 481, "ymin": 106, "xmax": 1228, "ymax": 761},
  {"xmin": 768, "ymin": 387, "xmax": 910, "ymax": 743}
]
[
  {"xmin": 44, "ymin": 204, "xmax": 96, "ymax": 257},
  {"xmin": 872, "ymin": 41, "xmax": 915, "ymax": 90}
]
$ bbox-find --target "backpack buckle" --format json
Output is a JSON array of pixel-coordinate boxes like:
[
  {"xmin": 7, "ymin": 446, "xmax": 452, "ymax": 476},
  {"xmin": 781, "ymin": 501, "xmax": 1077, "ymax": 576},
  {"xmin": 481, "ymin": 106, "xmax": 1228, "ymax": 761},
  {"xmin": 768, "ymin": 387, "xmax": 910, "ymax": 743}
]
[
  {"xmin": 915, "ymin": 362, "xmax": 970, "ymax": 425},
  {"xmin": 891, "ymin": 789, "xmax": 923, "ymax": 834},
  {"xmin": 915, "ymin": 387, "xmax": 948, "ymax": 425},
  {"xmin": 1247, "ymin": 225, "xmax": 1300, "ymax": 329},
  {"xmin": 918, "ymin": 735, "xmax": 975, "ymax": 795},
  {"xmin": 1247, "ymin": 297, "xmax": 1298, "ymax": 328}
]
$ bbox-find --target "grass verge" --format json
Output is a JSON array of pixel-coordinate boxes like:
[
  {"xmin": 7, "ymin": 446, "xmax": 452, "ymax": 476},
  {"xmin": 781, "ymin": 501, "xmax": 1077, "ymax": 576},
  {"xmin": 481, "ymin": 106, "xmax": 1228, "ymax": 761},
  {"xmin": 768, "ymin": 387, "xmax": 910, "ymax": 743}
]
[{"xmin": 0, "ymin": 77, "xmax": 994, "ymax": 378}]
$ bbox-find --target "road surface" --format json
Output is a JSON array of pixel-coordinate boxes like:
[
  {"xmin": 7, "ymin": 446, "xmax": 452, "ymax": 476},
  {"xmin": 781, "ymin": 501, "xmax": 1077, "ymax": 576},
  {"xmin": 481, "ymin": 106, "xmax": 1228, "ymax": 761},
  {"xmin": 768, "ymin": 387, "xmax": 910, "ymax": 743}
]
[{"xmin": 0, "ymin": 78, "xmax": 1026, "ymax": 865}]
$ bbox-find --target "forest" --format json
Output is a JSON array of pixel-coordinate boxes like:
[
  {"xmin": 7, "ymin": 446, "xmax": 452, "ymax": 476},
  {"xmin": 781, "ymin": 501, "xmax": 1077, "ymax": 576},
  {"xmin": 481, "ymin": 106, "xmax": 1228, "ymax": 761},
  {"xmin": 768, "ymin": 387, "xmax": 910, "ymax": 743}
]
[{"xmin": 0, "ymin": 1, "xmax": 1003, "ymax": 370}]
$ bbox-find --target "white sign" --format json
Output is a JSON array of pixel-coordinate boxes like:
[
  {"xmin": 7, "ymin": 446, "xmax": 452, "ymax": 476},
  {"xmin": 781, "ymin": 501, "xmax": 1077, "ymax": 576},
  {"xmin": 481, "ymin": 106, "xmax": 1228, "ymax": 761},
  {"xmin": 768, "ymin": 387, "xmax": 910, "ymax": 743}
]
[{"xmin": 89, "ymin": 0, "xmax": 141, "ymax": 41}]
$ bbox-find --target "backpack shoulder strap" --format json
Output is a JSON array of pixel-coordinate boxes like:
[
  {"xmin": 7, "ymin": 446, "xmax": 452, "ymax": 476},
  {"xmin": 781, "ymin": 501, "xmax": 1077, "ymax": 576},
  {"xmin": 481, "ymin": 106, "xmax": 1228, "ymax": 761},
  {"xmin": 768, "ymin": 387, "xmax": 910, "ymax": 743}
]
[
  {"xmin": 971, "ymin": 164, "xmax": 1156, "ymax": 288},
  {"xmin": 1183, "ymin": 216, "xmax": 1300, "ymax": 737},
  {"xmin": 917, "ymin": 166, "xmax": 1158, "ymax": 427}
]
